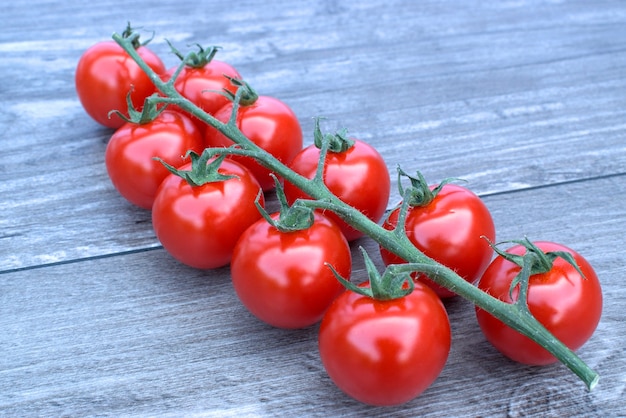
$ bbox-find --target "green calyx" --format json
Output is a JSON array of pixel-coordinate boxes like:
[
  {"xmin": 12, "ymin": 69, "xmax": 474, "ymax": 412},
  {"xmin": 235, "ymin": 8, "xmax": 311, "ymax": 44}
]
[
  {"xmin": 155, "ymin": 149, "xmax": 238, "ymax": 187},
  {"xmin": 167, "ymin": 40, "xmax": 221, "ymax": 68},
  {"xmin": 397, "ymin": 167, "xmax": 463, "ymax": 207},
  {"xmin": 313, "ymin": 117, "xmax": 355, "ymax": 153},
  {"xmin": 488, "ymin": 237, "xmax": 586, "ymax": 302},
  {"xmin": 121, "ymin": 22, "xmax": 155, "ymax": 49},
  {"xmin": 222, "ymin": 76, "xmax": 259, "ymax": 107},
  {"xmin": 327, "ymin": 247, "xmax": 414, "ymax": 300},
  {"xmin": 255, "ymin": 175, "xmax": 315, "ymax": 233},
  {"xmin": 108, "ymin": 92, "xmax": 166, "ymax": 125}
]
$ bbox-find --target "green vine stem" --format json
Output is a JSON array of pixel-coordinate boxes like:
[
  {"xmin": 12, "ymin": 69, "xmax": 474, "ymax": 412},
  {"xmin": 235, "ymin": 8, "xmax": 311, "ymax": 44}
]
[{"xmin": 112, "ymin": 32, "xmax": 599, "ymax": 390}]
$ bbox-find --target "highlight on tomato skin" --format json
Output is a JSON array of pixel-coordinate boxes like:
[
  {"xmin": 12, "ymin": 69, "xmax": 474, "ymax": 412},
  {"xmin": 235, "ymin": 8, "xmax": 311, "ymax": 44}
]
[
  {"xmin": 475, "ymin": 241, "xmax": 603, "ymax": 366},
  {"xmin": 318, "ymin": 281, "xmax": 451, "ymax": 407}
]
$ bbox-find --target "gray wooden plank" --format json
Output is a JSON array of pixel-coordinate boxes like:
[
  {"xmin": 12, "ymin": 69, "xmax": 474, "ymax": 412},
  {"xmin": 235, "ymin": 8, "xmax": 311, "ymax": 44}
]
[{"xmin": 1, "ymin": 173, "xmax": 624, "ymax": 416}]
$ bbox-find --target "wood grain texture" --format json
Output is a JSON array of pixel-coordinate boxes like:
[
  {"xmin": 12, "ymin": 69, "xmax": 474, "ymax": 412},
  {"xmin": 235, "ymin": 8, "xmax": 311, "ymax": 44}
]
[{"xmin": 1, "ymin": 0, "xmax": 625, "ymax": 415}]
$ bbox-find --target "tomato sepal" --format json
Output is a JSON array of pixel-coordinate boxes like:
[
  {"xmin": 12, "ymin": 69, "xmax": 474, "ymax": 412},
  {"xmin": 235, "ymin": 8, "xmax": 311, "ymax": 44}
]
[
  {"xmin": 487, "ymin": 237, "xmax": 587, "ymax": 301},
  {"xmin": 396, "ymin": 166, "xmax": 465, "ymax": 208},
  {"xmin": 327, "ymin": 247, "xmax": 414, "ymax": 300},
  {"xmin": 155, "ymin": 149, "xmax": 238, "ymax": 187},
  {"xmin": 120, "ymin": 22, "xmax": 156, "ymax": 49},
  {"xmin": 254, "ymin": 174, "xmax": 316, "ymax": 233},
  {"xmin": 108, "ymin": 91, "xmax": 167, "ymax": 125},
  {"xmin": 167, "ymin": 40, "xmax": 222, "ymax": 69},
  {"xmin": 220, "ymin": 77, "xmax": 260, "ymax": 106},
  {"xmin": 313, "ymin": 117, "xmax": 355, "ymax": 153}
]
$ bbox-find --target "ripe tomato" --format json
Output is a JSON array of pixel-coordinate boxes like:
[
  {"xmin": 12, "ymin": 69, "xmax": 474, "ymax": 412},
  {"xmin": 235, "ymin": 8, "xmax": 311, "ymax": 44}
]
[
  {"xmin": 105, "ymin": 110, "xmax": 205, "ymax": 210},
  {"xmin": 167, "ymin": 46, "xmax": 241, "ymax": 126},
  {"xmin": 75, "ymin": 31, "xmax": 166, "ymax": 129},
  {"xmin": 231, "ymin": 212, "xmax": 351, "ymax": 329},
  {"xmin": 283, "ymin": 137, "xmax": 390, "ymax": 241},
  {"xmin": 318, "ymin": 281, "xmax": 451, "ymax": 406},
  {"xmin": 379, "ymin": 184, "xmax": 495, "ymax": 298},
  {"xmin": 475, "ymin": 241, "xmax": 603, "ymax": 365},
  {"xmin": 205, "ymin": 94, "xmax": 303, "ymax": 191},
  {"xmin": 152, "ymin": 157, "xmax": 263, "ymax": 269}
]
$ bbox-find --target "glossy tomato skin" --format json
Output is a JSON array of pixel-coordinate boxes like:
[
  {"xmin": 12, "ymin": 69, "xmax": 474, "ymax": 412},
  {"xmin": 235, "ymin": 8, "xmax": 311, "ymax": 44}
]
[
  {"xmin": 169, "ymin": 60, "xmax": 241, "ymax": 126},
  {"xmin": 380, "ymin": 184, "xmax": 495, "ymax": 298},
  {"xmin": 319, "ymin": 281, "xmax": 451, "ymax": 406},
  {"xmin": 231, "ymin": 213, "xmax": 351, "ymax": 329},
  {"xmin": 205, "ymin": 96, "xmax": 303, "ymax": 191},
  {"xmin": 283, "ymin": 140, "xmax": 390, "ymax": 241},
  {"xmin": 76, "ymin": 41, "xmax": 166, "ymax": 129},
  {"xmin": 475, "ymin": 241, "xmax": 603, "ymax": 365},
  {"xmin": 105, "ymin": 110, "xmax": 205, "ymax": 210},
  {"xmin": 152, "ymin": 159, "xmax": 263, "ymax": 269}
]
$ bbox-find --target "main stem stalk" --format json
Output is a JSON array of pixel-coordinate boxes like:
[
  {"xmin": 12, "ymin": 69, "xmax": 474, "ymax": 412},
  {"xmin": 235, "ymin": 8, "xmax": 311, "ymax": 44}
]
[{"xmin": 113, "ymin": 33, "xmax": 599, "ymax": 390}]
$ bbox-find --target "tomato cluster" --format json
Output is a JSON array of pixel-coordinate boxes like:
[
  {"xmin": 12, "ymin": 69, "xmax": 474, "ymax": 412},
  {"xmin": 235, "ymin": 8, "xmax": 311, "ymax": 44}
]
[{"xmin": 76, "ymin": 27, "xmax": 602, "ymax": 407}]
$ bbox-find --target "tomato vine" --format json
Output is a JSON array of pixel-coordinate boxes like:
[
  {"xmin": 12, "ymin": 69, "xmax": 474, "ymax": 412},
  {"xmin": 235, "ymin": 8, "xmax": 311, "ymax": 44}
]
[{"xmin": 111, "ymin": 30, "xmax": 600, "ymax": 391}]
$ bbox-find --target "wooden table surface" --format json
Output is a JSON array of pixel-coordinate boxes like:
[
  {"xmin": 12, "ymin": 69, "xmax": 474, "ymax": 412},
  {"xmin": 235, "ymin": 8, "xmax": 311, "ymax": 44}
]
[{"xmin": 2, "ymin": 0, "xmax": 625, "ymax": 416}]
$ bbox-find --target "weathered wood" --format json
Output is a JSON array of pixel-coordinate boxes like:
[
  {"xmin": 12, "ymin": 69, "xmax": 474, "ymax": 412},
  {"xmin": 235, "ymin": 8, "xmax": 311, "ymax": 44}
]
[{"xmin": 1, "ymin": 0, "xmax": 625, "ymax": 415}]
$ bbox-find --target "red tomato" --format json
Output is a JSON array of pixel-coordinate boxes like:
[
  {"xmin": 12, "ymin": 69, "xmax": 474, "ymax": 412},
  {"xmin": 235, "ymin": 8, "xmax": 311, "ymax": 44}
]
[
  {"xmin": 283, "ymin": 139, "xmax": 390, "ymax": 241},
  {"xmin": 231, "ymin": 212, "xmax": 351, "ymax": 329},
  {"xmin": 380, "ymin": 184, "xmax": 495, "ymax": 298},
  {"xmin": 75, "ymin": 35, "xmax": 165, "ymax": 129},
  {"xmin": 475, "ymin": 241, "xmax": 603, "ymax": 365},
  {"xmin": 152, "ymin": 158, "xmax": 263, "ymax": 269},
  {"xmin": 168, "ymin": 56, "xmax": 241, "ymax": 127},
  {"xmin": 205, "ymin": 95, "xmax": 303, "ymax": 191},
  {"xmin": 319, "ymin": 281, "xmax": 451, "ymax": 406},
  {"xmin": 105, "ymin": 110, "xmax": 205, "ymax": 210}
]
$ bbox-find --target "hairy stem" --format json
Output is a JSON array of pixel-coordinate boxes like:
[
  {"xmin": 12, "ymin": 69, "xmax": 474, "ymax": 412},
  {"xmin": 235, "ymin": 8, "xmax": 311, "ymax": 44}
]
[{"xmin": 113, "ymin": 32, "xmax": 599, "ymax": 390}]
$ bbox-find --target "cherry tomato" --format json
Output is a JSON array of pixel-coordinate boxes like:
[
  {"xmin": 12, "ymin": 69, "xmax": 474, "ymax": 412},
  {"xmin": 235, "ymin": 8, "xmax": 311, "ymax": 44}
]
[
  {"xmin": 318, "ymin": 281, "xmax": 451, "ymax": 406},
  {"xmin": 205, "ymin": 94, "xmax": 303, "ymax": 191},
  {"xmin": 75, "ymin": 32, "xmax": 166, "ymax": 129},
  {"xmin": 380, "ymin": 184, "xmax": 495, "ymax": 298},
  {"xmin": 283, "ymin": 138, "xmax": 390, "ymax": 241},
  {"xmin": 152, "ymin": 158, "xmax": 263, "ymax": 269},
  {"xmin": 475, "ymin": 241, "xmax": 603, "ymax": 365},
  {"xmin": 105, "ymin": 110, "xmax": 205, "ymax": 210},
  {"xmin": 231, "ymin": 212, "xmax": 351, "ymax": 329},
  {"xmin": 167, "ymin": 51, "xmax": 241, "ymax": 127}
]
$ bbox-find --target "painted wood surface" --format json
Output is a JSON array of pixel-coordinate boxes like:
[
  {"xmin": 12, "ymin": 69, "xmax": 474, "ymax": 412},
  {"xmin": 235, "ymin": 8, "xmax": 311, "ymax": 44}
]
[{"xmin": 1, "ymin": 0, "xmax": 625, "ymax": 416}]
